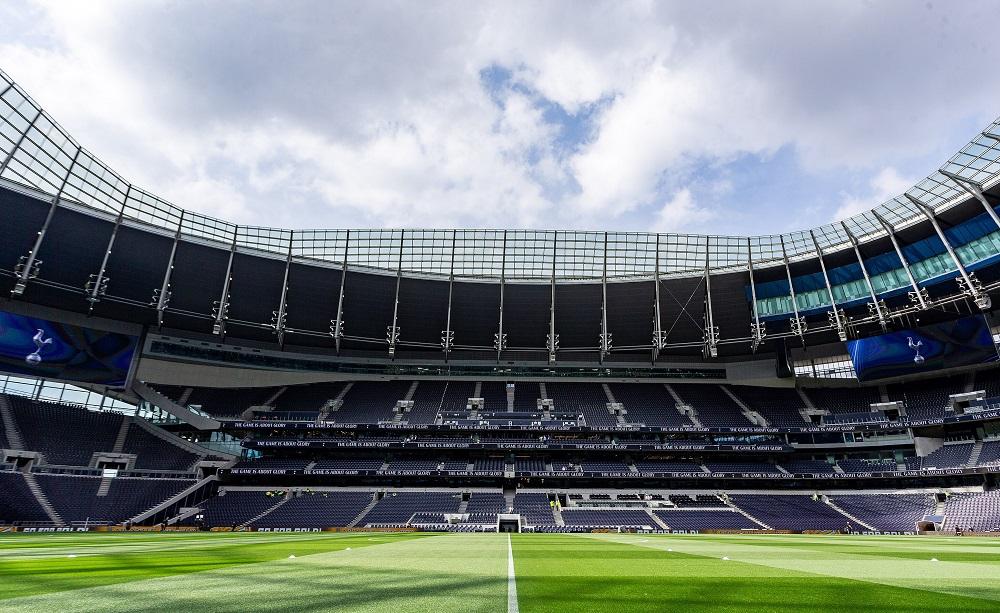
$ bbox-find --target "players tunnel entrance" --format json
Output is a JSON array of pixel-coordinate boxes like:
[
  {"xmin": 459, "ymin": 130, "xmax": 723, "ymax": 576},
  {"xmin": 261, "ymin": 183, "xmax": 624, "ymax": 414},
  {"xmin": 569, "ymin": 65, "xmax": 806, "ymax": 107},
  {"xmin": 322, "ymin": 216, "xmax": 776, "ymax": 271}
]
[{"xmin": 499, "ymin": 515, "xmax": 521, "ymax": 533}]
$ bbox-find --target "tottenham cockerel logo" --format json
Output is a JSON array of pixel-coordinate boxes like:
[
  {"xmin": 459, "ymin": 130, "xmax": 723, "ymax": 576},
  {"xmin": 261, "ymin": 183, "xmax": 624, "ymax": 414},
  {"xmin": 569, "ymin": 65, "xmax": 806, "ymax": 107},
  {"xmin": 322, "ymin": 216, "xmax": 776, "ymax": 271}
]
[
  {"xmin": 907, "ymin": 336, "xmax": 924, "ymax": 365},
  {"xmin": 25, "ymin": 329, "xmax": 52, "ymax": 366}
]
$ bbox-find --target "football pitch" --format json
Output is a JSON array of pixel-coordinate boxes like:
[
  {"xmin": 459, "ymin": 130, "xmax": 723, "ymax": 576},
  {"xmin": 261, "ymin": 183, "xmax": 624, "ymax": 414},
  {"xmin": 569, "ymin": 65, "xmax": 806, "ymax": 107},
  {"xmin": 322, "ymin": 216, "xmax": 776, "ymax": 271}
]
[{"xmin": 2, "ymin": 532, "xmax": 1000, "ymax": 612}]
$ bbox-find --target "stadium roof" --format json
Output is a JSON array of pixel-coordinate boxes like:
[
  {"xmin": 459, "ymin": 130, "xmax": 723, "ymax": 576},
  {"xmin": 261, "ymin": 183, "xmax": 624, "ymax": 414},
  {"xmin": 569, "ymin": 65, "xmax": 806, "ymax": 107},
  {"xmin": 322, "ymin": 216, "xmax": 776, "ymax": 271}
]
[{"xmin": 2, "ymin": 67, "xmax": 1000, "ymax": 281}]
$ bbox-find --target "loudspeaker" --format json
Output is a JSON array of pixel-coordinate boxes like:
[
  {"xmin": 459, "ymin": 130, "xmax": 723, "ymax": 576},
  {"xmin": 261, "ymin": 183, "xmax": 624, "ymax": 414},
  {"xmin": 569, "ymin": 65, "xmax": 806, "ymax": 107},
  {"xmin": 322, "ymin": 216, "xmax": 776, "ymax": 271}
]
[{"xmin": 775, "ymin": 338, "xmax": 793, "ymax": 378}]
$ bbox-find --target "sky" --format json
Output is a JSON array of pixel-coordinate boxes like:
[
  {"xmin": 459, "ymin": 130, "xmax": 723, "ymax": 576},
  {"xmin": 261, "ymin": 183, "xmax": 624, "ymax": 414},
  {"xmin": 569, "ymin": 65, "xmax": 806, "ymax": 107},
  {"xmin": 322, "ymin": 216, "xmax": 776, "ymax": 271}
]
[{"xmin": 1, "ymin": 0, "xmax": 998, "ymax": 236}]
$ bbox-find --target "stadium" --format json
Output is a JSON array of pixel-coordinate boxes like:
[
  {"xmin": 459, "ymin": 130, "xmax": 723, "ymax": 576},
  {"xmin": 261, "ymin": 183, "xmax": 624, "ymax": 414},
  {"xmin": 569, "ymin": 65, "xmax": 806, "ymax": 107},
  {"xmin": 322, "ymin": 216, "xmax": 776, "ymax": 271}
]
[{"xmin": 3, "ymin": 11, "xmax": 1000, "ymax": 611}]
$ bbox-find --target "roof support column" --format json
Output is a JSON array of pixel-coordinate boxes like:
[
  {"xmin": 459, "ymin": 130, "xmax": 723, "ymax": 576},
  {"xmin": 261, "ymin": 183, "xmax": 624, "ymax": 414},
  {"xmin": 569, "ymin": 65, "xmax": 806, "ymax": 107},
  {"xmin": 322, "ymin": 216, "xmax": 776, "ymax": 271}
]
[
  {"xmin": 652, "ymin": 234, "xmax": 665, "ymax": 360},
  {"xmin": 86, "ymin": 186, "xmax": 131, "ymax": 311},
  {"xmin": 871, "ymin": 210, "xmax": 928, "ymax": 310},
  {"xmin": 154, "ymin": 211, "xmax": 186, "ymax": 328},
  {"xmin": 495, "ymin": 230, "xmax": 508, "ymax": 361},
  {"xmin": 272, "ymin": 231, "xmax": 293, "ymax": 347},
  {"xmin": 387, "ymin": 231, "xmax": 404, "ymax": 358},
  {"xmin": 939, "ymin": 169, "xmax": 1000, "ymax": 231},
  {"xmin": 779, "ymin": 236, "xmax": 806, "ymax": 338},
  {"xmin": 12, "ymin": 148, "xmax": 80, "ymax": 296},
  {"xmin": 703, "ymin": 240, "xmax": 719, "ymax": 357},
  {"xmin": 0, "ymin": 108, "xmax": 42, "ymax": 176},
  {"xmin": 599, "ymin": 232, "xmax": 611, "ymax": 362},
  {"xmin": 330, "ymin": 230, "xmax": 349, "ymax": 354},
  {"xmin": 747, "ymin": 238, "xmax": 765, "ymax": 352},
  {"xmin": 906, "ymin": 194, "xmax": 989, "ymax": 310},
  {"xmin": 809, "ymin": 231, "xmax": 846, "ymax": 341},
  {"xmin": 442, "ymin": 230, "xmax": 456, "ymax": 360},
  {"xmin": 546, "ymin": 231, "xmax": 558, "ymax": 364},
  {"xmin": 841, "ymin": 222, "xmax": 887, "ymax": 330},
  {"xmin": 211, "ymin": 229, "xmax": 238, "ymax": 337}
]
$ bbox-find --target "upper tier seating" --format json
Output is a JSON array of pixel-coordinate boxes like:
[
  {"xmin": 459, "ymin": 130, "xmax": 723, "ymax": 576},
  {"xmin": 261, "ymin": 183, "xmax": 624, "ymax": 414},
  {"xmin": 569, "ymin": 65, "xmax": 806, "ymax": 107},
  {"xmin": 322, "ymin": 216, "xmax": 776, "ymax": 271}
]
[
  {"xmin": 547, "ymin": 383, "xmax": 616, "ymax": 427},
  {"xmin": 635, "ymin": 460, "xmax": 706, "ymax": 473},
  {"xmin": 440, "ymin": 381, "xmax": 477, "ymax": 412},
  {"xmin": 669, "ymin": 384, "xmax": 751, "ymax": 428},
  {"xmin": 803, "ymin": 386, "xmax": 881, "ymax": 415},
  {"xmin": 186, "ymin": 387, "xmax": 277, "ymax": 418},
  {"xmin": 122, "ymin": 423, "xmax": 200, "ymax": 471},
  {"xmin": 887, "ymin": 375, "xmax": 965, "ymax": 421},
  {"xmin": 253, "ymin": 491, "xmax": 374, "ymax": 528},
  {"xmin": 912, "ymin": 442, "xmax": 974, "ymax": 469},
  {"xmin": 333, "ymin": 381, "xmax": 412, "ymax": 423},
  {"xmin": 7, "ymin": 396, "xmax": 122, "ymax": 466},
  {"xmin": 978, "ymin": 440, "xmax": 1000, "ymax": 466},
  {"xmin": 273, "ymin": 382, "xmax": 347, "ymax": 412},
  {"xmin": 232, "ymin": 458, "xmax": 310, "ymax": 471},
  {"xmin": 607, "ymin": 383, "xmax": 691, "ymax": 428},
  {"xmin": 730, "ymin": 495, "xmax": 849, "ymax": 531},
  {"xmin": 838, "ymin": 458, "xmax": 898, "ymax": 473},
  {"xmin": 781, "ymin": 459, "xmax": 836, "ymax": 474},
  {"xmin": 406, "ymin": 381, "xmax": 447, "ymax": 425},
  {"xmin": 704, "ymin": 461, "xmax": 782, "ymax": 474},
  {"xmin": 727, "ymin": 386, "xmax": 809, "ymax": 427},
  {"xmin": 514, "ymin": 382, "xmax": 540, "ymax": 411},
  {"xmin": 480, "ymin": 382, "xmax": 508, "ymax": 412}
]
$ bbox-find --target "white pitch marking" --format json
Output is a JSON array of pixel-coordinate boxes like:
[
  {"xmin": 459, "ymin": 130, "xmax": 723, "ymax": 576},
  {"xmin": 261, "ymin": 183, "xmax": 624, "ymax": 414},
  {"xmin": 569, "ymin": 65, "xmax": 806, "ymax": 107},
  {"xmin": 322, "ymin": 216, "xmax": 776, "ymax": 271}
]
[{"xmin": 507, "ymin": 534, "xmax": 519, "ymax": 613}]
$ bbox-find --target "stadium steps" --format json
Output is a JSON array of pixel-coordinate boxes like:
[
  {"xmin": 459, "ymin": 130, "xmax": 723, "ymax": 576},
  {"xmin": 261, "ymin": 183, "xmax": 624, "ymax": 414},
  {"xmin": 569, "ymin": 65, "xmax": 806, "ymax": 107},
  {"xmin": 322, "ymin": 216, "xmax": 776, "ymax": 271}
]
[
  {"xmin": 0, "ymin": 394, "xmax": 26, "ymax": 449},
  {"xmin": 720, "ymin": 494, "xmax": 771, "ymax": 529},
  {"xmin": 968, "ymin": 441, "xmax": 985, "ymax": 467},
  {"xmin": 96, "ymin": 477, "xmax": 113, "ymax": 497},
  {"xmin": 321, "ymin": 383, "xmax": 353, "ymax": 419},
  {"xmin": 240, "ymin": 491, "xmax": 290, "ymax": 528},
  {"xmin": 553, "ymin": 505, "xmax": 565, "ymax": 527},
  {"xmin": 177, "ymin": 387, "xmax": 194, "ymax": 406},
  {"xmin": 824, "ymin": 497, "xmax": 876, "ymax": 532},
  {"xmin": 538, "ymin": 382, "xmax": 548, "ymax": 401},
  {"xmin": 347, "ymin": 494, "xmax": 381, "ymax": 528},
  {"xmin": 473, "ymin": 382, "xmax": 482, "ymax": 400},
  {"xmin": 131, "ymin": 415, "xmax": 235, "ymax": 462},
  {"xmin": 128, "ymin": 475, "xmax": 219, "ymax": 525},
  {"xmin": 601, "ymin": 384, "xmax": 617, "ymax": 403},
  {"xmin": 404, "ymin": 381, "xmax": 419, "ymax": 402},
  {"xmin": 664, "ymin": 384, "xmax": 702, "ymax": 427},
  {"xmin": 503, "ymin": 487, "xmax": 516, "ymax": 512},
  {"xmin": 165, "ymin": 506, "xmax": 203, "ymax": 526},
  {"xmin": 21, "ymin": 472, "xmax": 64, "ymax": 526},
  {"xmin": 457, "ymin": 498, "xmax": 469, "ymax": 514},
  {"xmin": 111, "ymin": 416, "xmax": 132, "ymax": 454},
  {"xmin": 262, "ymin": 386, "xmax": 287, "ymax": 408},
  {"xmin": 775, "ymin": 464, "xmax": 791, "ymax": 475},
  {"xmin": 797, "ymin": 388, "xmax": 816, "ymax": 410},
  {"xmin": 720, "ymin": 386, "xmax": 766, "ymax": 427},
  {"xmin": 133, "ymin": 381, "xmax": 220, "ymax": 430},
  {"xmin": 833, "ymin": 463, "xmax": 846, "ymax": 474},
  {"xmin": 646, "ymin": 509, "xmax": 669, "ymax": 530}
]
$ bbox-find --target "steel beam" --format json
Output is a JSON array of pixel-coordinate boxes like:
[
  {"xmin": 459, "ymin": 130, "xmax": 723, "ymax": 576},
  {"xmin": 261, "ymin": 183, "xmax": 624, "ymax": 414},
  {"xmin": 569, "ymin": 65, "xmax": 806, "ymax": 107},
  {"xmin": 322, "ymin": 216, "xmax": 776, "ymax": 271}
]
[
  {"xmin": 547, "ymin": 231, "xmax": 558, "ymax": 363},
  {"xmin": 154, "ymin": 211, "xmax": 186, "ymax": 327},
  {"xmin": 272, "ymin": 230, "xmax": 294, "ymax": 347},
  {"xmin": 331, "ymin": 230, "xmax": 349, "ymax": 354},
  {"xmin": 442, "ymin": 229, "xmax": 456, "ymax": 360},
  {"xmin": 86, "ymin": 187, "xmax": 131, "ymax": 310},
  {"xmin": 212, "ymin": 228, "xmax": 238, "ymax": 337},
  {"xmin": 12, "ymin": 148, "xmax": 80, "ymax": 296},
  {"xmin": 841, "ymin": 221, "xmax": 886, "ymax": 329},
  {"xmin": 809, "ymin": 230, "xmax": 846, "ymax": 341},
  {"xmin": 652, "ymin": 233, "xmax": 665, "ymax": 359},
  {"xmin": 779, "ymin": 236, "xmax": 805, "ymax": 337},
  {"xmin": 495, "ymin": 230, "xmax": 507, "ymax": 361},
  {"xmin": 599, "ymin": 232, "xmax": 611, "ymax": 362},
  {"xmin": 747, "ymin": 237, "xmax": 765, "ymax": 352},
  {"xmin": 387, "ymin": 231, "xmax": 404, "ymax": 357},
  {"xmin": 905, "ymin": 193, "xmax": 989, "ymax": 310},
  {"xmin": 871, "ymin": 210, "xmax": 927, "ymax": 310},
  {"xmin": 0, "ymin": 108, "xmax": 42, "ymax": 176},
  {"xmin": 939, "ymin": 169, "xmax": 1000, "ymax": 231},
  {"xmin": 703, "ymin": 239, "xmax": 719, "ymax": 357}
]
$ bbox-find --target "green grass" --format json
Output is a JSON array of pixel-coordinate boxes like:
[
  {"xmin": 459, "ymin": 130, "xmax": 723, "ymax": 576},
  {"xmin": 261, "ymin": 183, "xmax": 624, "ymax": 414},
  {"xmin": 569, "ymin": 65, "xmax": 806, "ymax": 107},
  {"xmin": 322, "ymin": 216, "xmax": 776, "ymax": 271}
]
[{"xmin": 2, "ymin": 532, "xmax": 1000, "ymax": 612}]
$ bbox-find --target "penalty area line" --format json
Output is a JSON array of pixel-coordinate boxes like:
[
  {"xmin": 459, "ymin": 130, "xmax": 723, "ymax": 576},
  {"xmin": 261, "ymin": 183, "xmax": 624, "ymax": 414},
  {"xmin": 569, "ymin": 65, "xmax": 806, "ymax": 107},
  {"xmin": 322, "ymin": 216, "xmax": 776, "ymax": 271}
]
[{"xmin": 507, "ymin": 534, "xmax": 519, "ymax": 613}]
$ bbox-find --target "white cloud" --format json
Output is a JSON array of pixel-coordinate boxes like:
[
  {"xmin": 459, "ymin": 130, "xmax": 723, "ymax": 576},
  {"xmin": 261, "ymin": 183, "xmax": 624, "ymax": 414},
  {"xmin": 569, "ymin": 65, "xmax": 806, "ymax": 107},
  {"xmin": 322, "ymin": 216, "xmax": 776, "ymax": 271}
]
[
  {"xmin": 833, "ymin": 167, "xmax": 915, "ymax": 221},
  {"xmin": 652, "ymin": 188, "xmax": 715, "ymax": 232},
  {"xmin": 1, "ymin": 0, "xmax": 997, "ymax": 235}
]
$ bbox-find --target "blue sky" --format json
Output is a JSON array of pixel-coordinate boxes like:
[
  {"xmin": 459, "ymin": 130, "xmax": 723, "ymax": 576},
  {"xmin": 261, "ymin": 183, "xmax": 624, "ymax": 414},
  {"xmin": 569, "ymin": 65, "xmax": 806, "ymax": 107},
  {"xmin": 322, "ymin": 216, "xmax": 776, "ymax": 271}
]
[{"xmin": 2, "ymin": 0, "xmax": 998, "ymax": 236}]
